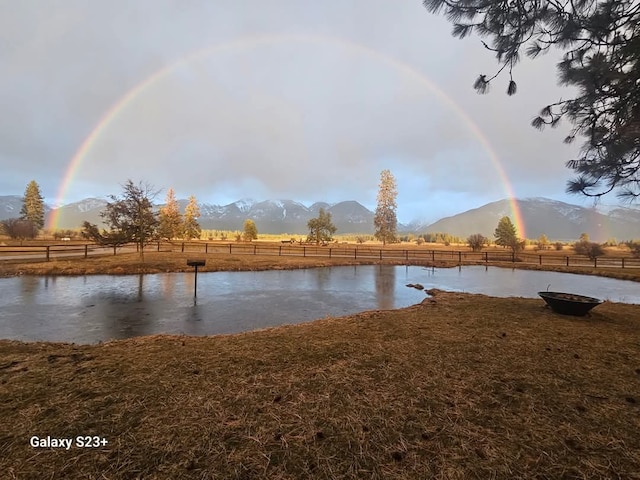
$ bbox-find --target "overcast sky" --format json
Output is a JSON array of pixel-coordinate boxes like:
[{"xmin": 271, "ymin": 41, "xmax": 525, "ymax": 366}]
[{"xmin": 0, "ymin": 0, "xmax": 609, "ymax": 223}]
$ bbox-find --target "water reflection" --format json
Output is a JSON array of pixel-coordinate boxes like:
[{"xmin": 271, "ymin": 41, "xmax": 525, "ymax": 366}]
[
  {"xmin": 1, "ymin": 265, "xmax": 639, "ymax": 344},
  {"xmin": 313, "ymin": 267, "xmax": 331, "ymax": 290},
  {"xmin": 161, "ymin": 273, "xmax": 174, "ymax": 298},
  {"xmin": 20, "ymin": 276, "xmax": 39, "ymax": 302},
  {"xmin": 374, "ymin": 265, "xmax": 395, "ymax": 310}
]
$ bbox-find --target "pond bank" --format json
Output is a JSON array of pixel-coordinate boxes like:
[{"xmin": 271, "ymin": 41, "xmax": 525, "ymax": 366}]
[{"xmin": 2, "ymin": 251, "xmax": 639, "ymax": 282}]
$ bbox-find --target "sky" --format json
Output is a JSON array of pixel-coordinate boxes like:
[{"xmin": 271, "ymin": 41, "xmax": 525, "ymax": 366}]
[{"xmin": 0, "ymin": 0, "xmax": 611, "ymax": 224}]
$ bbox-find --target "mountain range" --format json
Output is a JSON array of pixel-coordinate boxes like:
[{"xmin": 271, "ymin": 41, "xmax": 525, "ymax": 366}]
[{"xmin": 1, "ymin": 195, "xmax": 639, "ymax": 241}]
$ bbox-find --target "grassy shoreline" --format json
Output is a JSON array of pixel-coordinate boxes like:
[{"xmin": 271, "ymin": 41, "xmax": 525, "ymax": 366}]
[
  {"xmin": 2, "ymin": 253, "xmax": 640, "ymax": 478},
  {"xmin": 2, "ymin": 250, "xmax": 640, "ymax": 282}
]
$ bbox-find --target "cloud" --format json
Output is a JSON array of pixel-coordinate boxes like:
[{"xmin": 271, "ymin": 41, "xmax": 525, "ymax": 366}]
[{"xmin": 0, "ymin": 0, "xmax": 603, "ymax": 223}]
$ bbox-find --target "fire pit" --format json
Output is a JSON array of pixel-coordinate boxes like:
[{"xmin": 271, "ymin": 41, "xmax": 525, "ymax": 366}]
[{"xmin": 538, "ymin": 291, "xmax": 603, "ymax": 316}]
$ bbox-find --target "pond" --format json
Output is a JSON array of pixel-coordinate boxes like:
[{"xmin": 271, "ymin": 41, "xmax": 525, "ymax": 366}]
[{"xmin": 1, "ymin": 265, "xmax": 638, "ymax": 344}]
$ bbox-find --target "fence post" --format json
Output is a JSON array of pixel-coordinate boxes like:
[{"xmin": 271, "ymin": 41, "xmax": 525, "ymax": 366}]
[
  {"xmin": 431, "ymin": 250, "xmax": 435, "ymax": 261},
  {"xmin": 566, "ymin": 256, "xmax": 569, "ymax": 267},
  {"xmin": 484, "ymin": 252, "xmax": 488, "ymax": 264},
  {"xmin": 229, "ymin": 244, "xmax": 232, "ymax": 254},
  {"xmin": 539, "ymin": 255, "xmax": 542, "ymax": 265},
  {"xmin": 205, "ymin": 243, "xmax": 208, "ymax": 254},
  {"xmin": 157, "ymin": 241, "xmax": 160, "ymax": 252},
  {"xmin": 46, "ymin": 245, "xmax": 50, "ymax": 262},
  {"xmin": 181, "ymin": 242, "xmax": 185, "ymax": 253},
  {"xmin": 594, "ymin": 257, "xmax": 597, "ymax": 268},
  {"xmin": 458, "ymin": 251, "xmax": 462, "ymax": 263},
  {"xmin": 279, "ymin": 245, "xmax": 282, "ymax": 256},
  {"xmin": 512, "ymin": 252, "xmax": 515, "ymax": 263},
  {"xmin": 354, "ymin": 249, "xmax": 357, "ymax": 259},
  {"xmin": 85, "ymin": 244, "xmax": 88, "ymax": 259},
  {"xmin": 622, "ymin": 258, "xmax": 625, "ymax": 268},
  {"xmin": 405, "ymin": 250, "xmax": 408, "ymax": 261},
  {"xmin": 379, "ymin": 249, "xmax": 382, "ymax": 260},
  {"xmin": 329, "ymin": 248, "xmax": 332, "ymax": 258}
]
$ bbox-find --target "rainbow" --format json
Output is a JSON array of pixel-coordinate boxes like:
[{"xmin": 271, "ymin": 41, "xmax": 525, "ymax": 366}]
[{"xmin": 49, "ymin": 33, "xmax": 526, "ymax": 238}]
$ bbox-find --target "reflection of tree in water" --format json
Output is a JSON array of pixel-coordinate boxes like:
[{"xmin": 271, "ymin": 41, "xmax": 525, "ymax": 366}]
[
  {"xmin": 161, "ymin": 273, "xmax": 175, "ymax": 298},
  {"xmin": 374, "ymin": 265, "xmax": 395, "ymax": 310},
  {"xmin": 86, "ymin": 274, "xmax": 157, "ymax": 341},
  {"xmin": 137, "ymin": 273, "xmax": 144, "ymax": 302},
  {"xmin": 313, "ymin": 267, "xmax": 332, "ymax": 291},
  {"xmin": 20, "ymin": 276, "xmax": 40, "ymax": 302}
]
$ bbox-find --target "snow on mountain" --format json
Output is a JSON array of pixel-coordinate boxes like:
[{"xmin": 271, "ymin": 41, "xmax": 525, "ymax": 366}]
[
  {"xmin": 74, "ymin": 198, "xmax": 108, "ymax": 213},
  {"xmin": 233, "ymin": 198, "xmax": 256, "ymax": 213},
  {"xmin": 3, "ymin": 194, "xmax": 639, "ymax": 240},
  {"xmin": 421, "ymin": 198, "xmax": 640, "ymax": 241}
]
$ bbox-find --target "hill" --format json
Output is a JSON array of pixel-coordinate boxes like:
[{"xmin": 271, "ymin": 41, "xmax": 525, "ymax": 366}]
[{"xmin": 420, "ymin": 198, "xmax": 640, "ymax": 242}]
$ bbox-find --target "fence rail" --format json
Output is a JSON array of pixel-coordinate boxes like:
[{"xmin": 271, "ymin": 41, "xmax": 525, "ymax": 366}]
[
  {"xmin": 160, "ymin": 241, "xmax": 640, "ymax": 269},
  {"xmin": 0, "ymin": 243, "xmax": 112, "ymax": 261},
  {"xmin": 2, "ymin": 241, "xmax": 640, "ymax": 269}
]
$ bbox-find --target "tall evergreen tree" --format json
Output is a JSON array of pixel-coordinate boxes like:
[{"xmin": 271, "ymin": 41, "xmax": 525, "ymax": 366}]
[
  {"xmin": 494, "ymin": 216, "xmax": 522, "ymax": 253},
  {"xmin": 158, "ymin": 188, "xmax": 182, "ymax": 240},
  {"xmin": 374, "ymin": 169, "xmax": 398, "ymax": 245},
  {"xmin": 183, "ymin": 195, "xmax": 201, "ymax": 241},
  {"xmin": 20, "ymin": 180, "xmax": 45, "ymax": 232}
]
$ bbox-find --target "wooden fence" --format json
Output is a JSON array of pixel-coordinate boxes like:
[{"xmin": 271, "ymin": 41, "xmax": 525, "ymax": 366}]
[
  {"xmin": 161, "ymin": 241, "xmax": 640, "ymax": 269},
  {"xmin": 0, "ymin": 243, "xmax": 111, "ymax": 261},
  {"xmin": 2, "ymin": 241, "xmax": 640, "ymax": 269}
]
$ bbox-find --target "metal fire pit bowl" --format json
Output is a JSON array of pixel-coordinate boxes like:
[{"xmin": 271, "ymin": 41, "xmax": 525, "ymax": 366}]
[{"xmin": 538, "ymin": 291, "xmax": 603, "ymax": 316}]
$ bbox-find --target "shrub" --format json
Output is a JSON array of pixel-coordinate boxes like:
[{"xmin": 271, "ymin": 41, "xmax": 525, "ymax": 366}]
[
  {"xmin": 574, "ymin": 240, "xmax": 604, "ymax": 260},
  {"xmin": 625, "ymin": 241, "xmax": 640, "ymax": 258},
  {"xmin": 467, "ymin": 233, "xmax": 487, "ymax": 252},
  {"xmin": 554, "ymin": 242, "xmax": 564, "ymax": 251}
]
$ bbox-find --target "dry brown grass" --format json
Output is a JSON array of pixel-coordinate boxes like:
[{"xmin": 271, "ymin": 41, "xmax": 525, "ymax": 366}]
[
  {"xmin": 1, "ymin": 291, "xmax": 640, "ymax": 479},
  {"xmin": 0, "ymin": 251, "xmax": 398, "ymax": 277},
  {"xmin": 2, "ymin": 246, "xmax": 640, "ymax": 282}
]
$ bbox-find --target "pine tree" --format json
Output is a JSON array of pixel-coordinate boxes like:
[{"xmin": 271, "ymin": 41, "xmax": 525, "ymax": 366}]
[
  {"xmin": 374, "ymin": 169, "xmax": 398, "ymax": 245},
  {"xmin": 242, "ymin": 219, "xmax": 258, "ymax": 242},
  {"xmin": 307, "ymin": 208, "xmax": 337, "ymax": 245},
  {"xmin": 82, "ymin": 180, "xmax": 158, "ymax": 260},
  {"xmin": 158, "ymin": 188, "xmax": 182, "ymax": 240},
  {"xmin": 424, "ymin": 0, "xmax": 640, "ymax": 201},
  {"xmin": 494, "ymin": 216, "xmax": 522, "ymax": 253},
  {"xmin": 183, "ymin": 195, "xmax": 201, "ymax": 241},
  {"xmin": 20, "ymin": 180, "xmax": 45, "ymax": 232}
]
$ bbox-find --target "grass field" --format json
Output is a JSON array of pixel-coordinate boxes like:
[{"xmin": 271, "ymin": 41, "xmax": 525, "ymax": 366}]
[
  {"xmin": 1, "ymin": 244, "xmax": 640, "ymax": 478},
  {"xmin": 2, "ymin": 240, "xmax": 640, "ymax": 282}
]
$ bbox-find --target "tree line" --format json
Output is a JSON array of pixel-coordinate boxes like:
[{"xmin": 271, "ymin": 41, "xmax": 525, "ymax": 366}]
[{"xmin": 7, "ymin": 176, "xmax": 635, "ymax": 259}]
